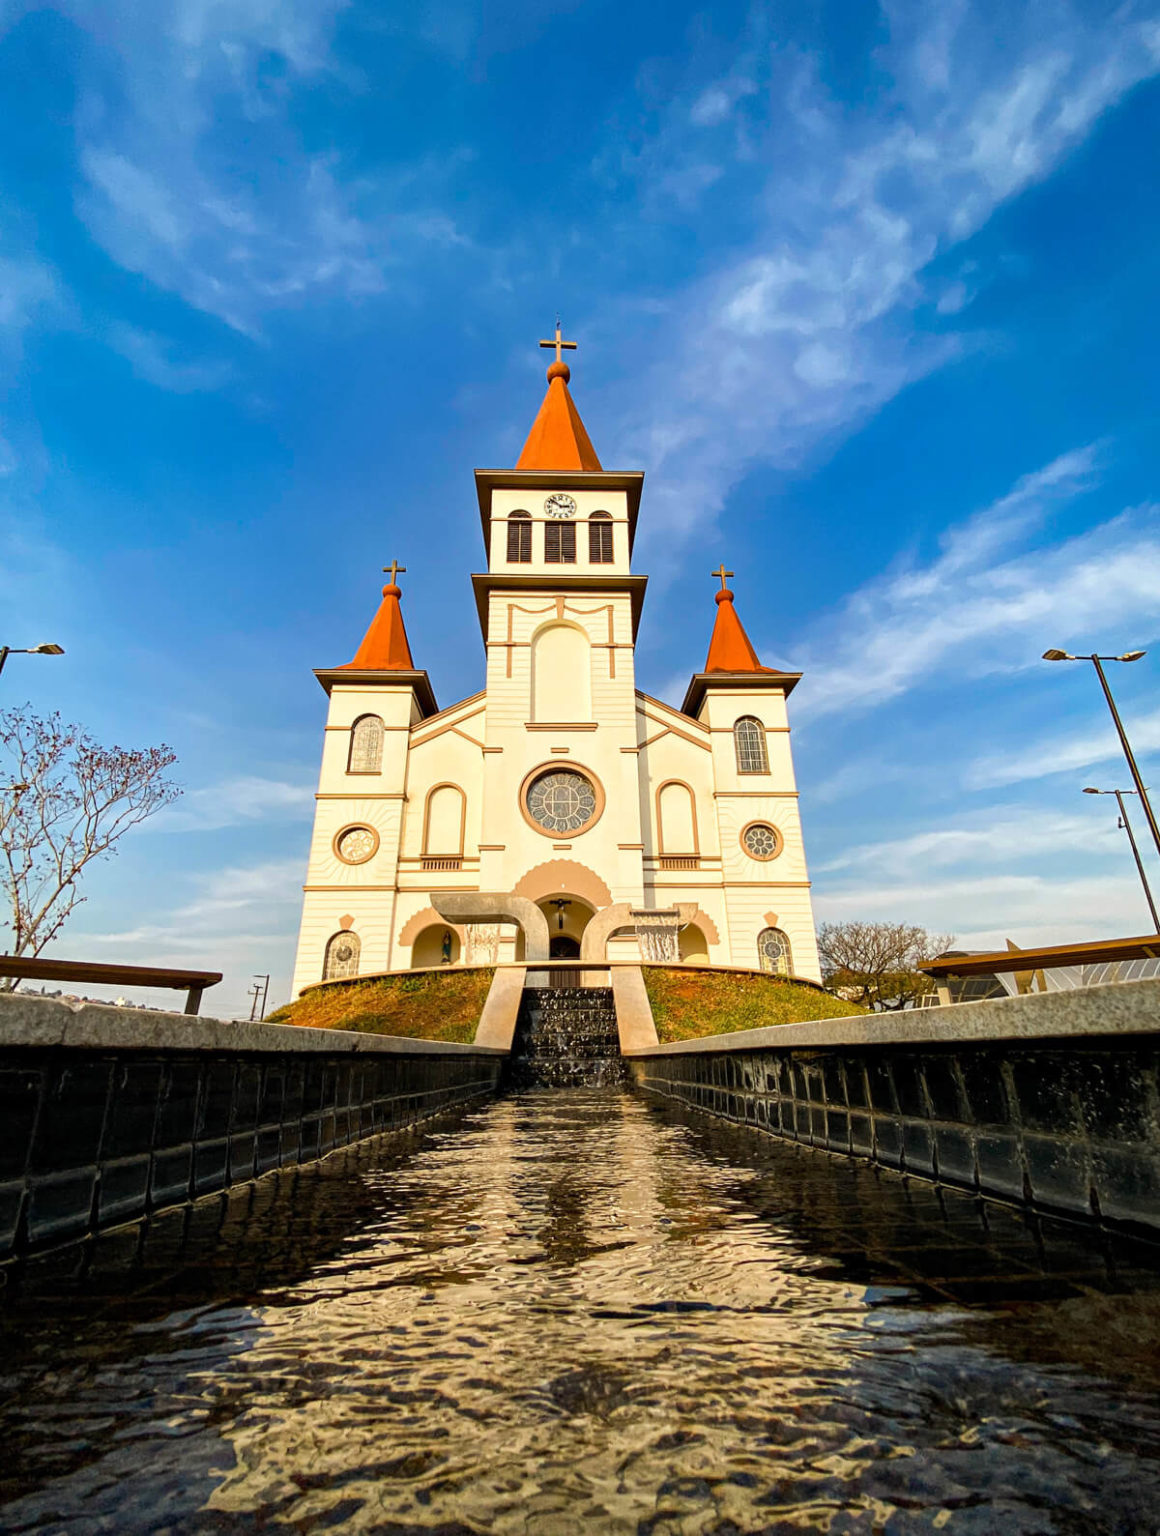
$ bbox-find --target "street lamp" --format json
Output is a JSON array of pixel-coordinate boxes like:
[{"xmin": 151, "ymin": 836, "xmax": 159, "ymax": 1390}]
[
  {"xmin": 1043, "ymin": 649, "xmax": 1160, "ymax": 861},
  {"xmin": 0, "ymin": 643, "xmax": 65, "ymax": 677},
  {"xmin": 1083, "ymin": 786, "xmax": 1160, "ymax": 933}
]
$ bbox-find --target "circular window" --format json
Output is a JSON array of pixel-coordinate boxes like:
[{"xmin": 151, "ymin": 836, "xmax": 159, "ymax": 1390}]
[
  {"xmin": 334, "ymin": 824, "xmax": 379, "ymax": 865},
  {"xmin": 522, "ymin": 766, "xmax": 602, "ymax": 836},
  {"xmin": 741, "ymin": 822, "xmax": 782, "ymax": 861}
]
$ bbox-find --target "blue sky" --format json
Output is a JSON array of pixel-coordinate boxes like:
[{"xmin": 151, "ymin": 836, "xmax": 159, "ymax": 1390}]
[{"xmin": 3, "ymin": 0, "xmax": 1160, "ymax": 1015}]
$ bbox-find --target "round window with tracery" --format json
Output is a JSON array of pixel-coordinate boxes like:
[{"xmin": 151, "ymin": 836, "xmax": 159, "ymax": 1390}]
[
  {"xmin": 524, "ymin": 769, "xmax": 599, "ymax": 835},
  {"xmin": 741, "ymin": 822, "xmax": 781, "ymax": 861},
  {"xmin": 335, "ymin": 824, "xmax": 379, "ymax": 865}
]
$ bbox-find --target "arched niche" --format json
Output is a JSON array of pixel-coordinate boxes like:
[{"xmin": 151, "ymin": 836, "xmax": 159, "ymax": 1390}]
[
  {"xmin": 530, "ymin": 622, "xmax": 591, "ymax": 722},
  {"xmin": 411, "ymin": 925, "xmax": 461, "ymax": 968},
  {"xmin": 657, "ymin": 780, "xmax": 699, "ymax": 853},
  {"xmin": 423, "ymin": 783, "xmax": 466, "ymax": 855},
  {"xmin": 679, "ymin": 923, "xmax": 710, "ymax": 963}
]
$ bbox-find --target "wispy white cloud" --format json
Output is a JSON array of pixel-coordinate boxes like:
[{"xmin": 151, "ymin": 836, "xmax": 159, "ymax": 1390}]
[
  {"xmin": 787, "ymin": 447, "xmax": 1160, "ymax": 718},
  {"xmin": 967, "ymin": 706, "xmax": 1160, "ymax": 790},
  {"xmin": 817, "ymin": 807, "xmax": 1115, "ymax": 878},
  {"xmin": 148, "ymin": 775, "xmax": 315, "ymax": 833},
  {"xmin": 814, "ymin": 870, "xmax": 1156, "ymax": 951},
  {"xmin": 609, "ymin": 7, "xmax": 1160, "ymax": 549},
  {"xmin": 106, "ymin": 322, "xmax": 233, "ymax": 392},
  {"xmin": 54, "ymin": 0, "xmax": 471, "ymax": 331}
]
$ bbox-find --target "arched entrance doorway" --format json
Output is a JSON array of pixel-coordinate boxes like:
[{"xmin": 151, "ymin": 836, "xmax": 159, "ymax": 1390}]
[{"xmin": 535, "ymin": 896, "xmax": 593, "ymax": 985}]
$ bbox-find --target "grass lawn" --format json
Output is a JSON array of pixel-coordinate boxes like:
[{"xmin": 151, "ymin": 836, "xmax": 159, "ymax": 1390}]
[
  {"xmin": 643, "ymin": 967, "xmax": 867, "ymax": 1043},
  {"xmin": 266, "ymin": 968, "xmax": 495, "ymax": 1044}
]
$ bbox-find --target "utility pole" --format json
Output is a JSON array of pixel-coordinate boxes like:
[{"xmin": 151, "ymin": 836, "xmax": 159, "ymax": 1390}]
[
  {"xmin": 252, "ymin": 973, "xmax": 270, "ymax": 1021},
  {"xmin": 247, "ymin": 982, "xmax": 263, "ymax": 1021}
]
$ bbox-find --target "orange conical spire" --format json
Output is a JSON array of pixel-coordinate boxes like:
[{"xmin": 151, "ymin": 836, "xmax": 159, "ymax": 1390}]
[
  {"xmin": 516, "ymin": 321, "xmax": 603, "ymax": 471},
  {"xmin": 704, "ymin": 566, "xmax": 772, "ymax": 673},
  {"xmin": 337, "ymin": 561, "xmax": 416, "ymax": 671}
]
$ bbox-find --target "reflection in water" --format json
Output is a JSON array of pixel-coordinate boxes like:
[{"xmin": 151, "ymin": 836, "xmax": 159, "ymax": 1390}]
[{"xmin": 3, "ymin": 1090, "xmax": 1160, "ymax": 1532}]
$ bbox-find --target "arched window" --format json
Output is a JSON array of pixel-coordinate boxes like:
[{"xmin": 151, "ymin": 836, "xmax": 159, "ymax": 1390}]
[
  {"xmin": 323, "ymin": 930, "xmax": 360, "ymax": 980},
  {"xmin": 544, "ymin": 522, "xmax": 576, "ymax": 563},
  {"xmin": 734, "ymin": 716, "xmax": 768, "ymax": 774},
  {"xmin": 757, "ymin": 927, "xmax": 792, "ymax": 977},
  {"xmin": 507, "ymin": 510, "xmax": 532, "ymax": 563},
  {"xmin": 348, "ymin": 715, "xmax": 383, "ymax": 774},
  {"xmin": 531, "ymin": 623, "xmax": 591, "ymax": 722},
  {"xmin": 588, "ymin": 512, "xmax": 614, "ymax": 564}
]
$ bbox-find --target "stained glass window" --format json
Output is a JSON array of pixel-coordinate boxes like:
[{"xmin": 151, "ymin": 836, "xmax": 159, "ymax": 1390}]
[
  {"xmin": 525, "ymin": 769, "xmax": 597, "ymax": 834},
  {"xmin": 324, "ymin": 930, "xmax": 360, "ymax": 980},
  {"xmin": 348, "ymin": 715, "xmax": 383, "ymax": 774},
  {"xmin": 757, "ymin": 927, "xmax": 791, "ymax": 976},
  {"xmin": 734, "ymin": 716, "xmax": 768, "ymax": 774}
]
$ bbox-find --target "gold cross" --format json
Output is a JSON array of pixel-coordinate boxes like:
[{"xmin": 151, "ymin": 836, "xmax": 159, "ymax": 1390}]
[
  {"xmin": 711, "ymin": 564, "xmax": 734, "ymax": 591},
  {"xmin": 539, "ymin": 319, "xmax": 578, "ymax": 365},
  {"xmin": 383, "ymin": 560, "xmax": 407, "ymax": 585}
]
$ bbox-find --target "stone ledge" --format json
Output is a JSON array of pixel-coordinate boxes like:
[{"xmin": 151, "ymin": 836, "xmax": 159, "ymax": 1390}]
[
  {"xmin": 626, "ymin": 977, "xmax": 1160, "ymax": 1056},
  {"xmin": 0, "ymin": 993, "xmax": 508, "ymax": 1057}
]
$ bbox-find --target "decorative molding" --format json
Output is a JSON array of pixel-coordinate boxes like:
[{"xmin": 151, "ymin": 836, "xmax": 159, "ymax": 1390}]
[
  {"xmin": 525, "ymin": 721, "xmax": 598, "ymax": 731},
  {"xmin": 513, "ymin": 858, "xmax": 613, "ymax": 910},
  {"xmin": 713, "ymin": 790, "xmax": 799, "ymax": 798},
  {"xmin": 397, "ymin": 907, "xmax": 467, "ymax": 947}
]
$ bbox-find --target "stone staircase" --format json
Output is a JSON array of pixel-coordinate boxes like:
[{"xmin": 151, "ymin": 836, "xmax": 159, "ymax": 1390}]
[{"xmin": 505, "ymin": 987, "xmax": 626, "ymax": 1089}]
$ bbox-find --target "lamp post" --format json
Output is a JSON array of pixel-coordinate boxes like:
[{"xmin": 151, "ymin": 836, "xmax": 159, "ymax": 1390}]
[
  {"xmin": 0, "ymin": 643, "xmax": 65, "ymax": 677},
  {"xmin": 1082, "ymin": 786, "xmax": 1160, "ymax": 933},
  {"xmin": 1043, "ymin": 649, "xmax": 1160, "ymax": 862}
]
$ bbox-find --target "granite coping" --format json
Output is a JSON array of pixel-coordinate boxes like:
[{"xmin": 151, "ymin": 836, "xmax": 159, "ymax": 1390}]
[
  {"xmin": 0, "ymin": 992, "xmax": 509, "ymax": 1056},
  {"xmin": 626, "ymin": 977, "xmax": 1160, "ymax": 1056}
]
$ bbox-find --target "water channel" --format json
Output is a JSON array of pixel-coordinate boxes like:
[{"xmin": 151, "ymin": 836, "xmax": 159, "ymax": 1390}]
[{"xmin": 3, "ymin": 1088, "xmax": 1160, "ymax": 1532}]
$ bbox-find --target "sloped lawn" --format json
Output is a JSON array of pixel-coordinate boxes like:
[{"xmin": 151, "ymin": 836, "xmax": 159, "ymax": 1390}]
[
  {"xmin": 643, "ymin": 966, "xmax": 867, "ymax": 1044},
  {"xmin": 266, "ymin": 968, "xmax": 495, "ymax": 1044}
]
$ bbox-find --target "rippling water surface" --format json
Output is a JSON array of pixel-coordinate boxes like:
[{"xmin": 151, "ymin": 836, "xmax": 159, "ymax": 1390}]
[{"xmin": 4, "ymin": 1089, "xmax": 1160, "ymax": 1533}]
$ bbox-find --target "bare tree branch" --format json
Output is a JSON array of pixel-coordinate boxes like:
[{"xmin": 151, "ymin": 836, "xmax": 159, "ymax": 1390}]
[
  {"xmin": 0, "ymin": 706, "xmax": 180, "ymax": 983},
  {"xmin": 818, "ymin": 921, "xmax": 955, "ymax": 1011}
]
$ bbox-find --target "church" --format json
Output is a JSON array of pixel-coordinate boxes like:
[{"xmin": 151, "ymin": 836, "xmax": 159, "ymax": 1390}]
[{"xmin": 290, "ymin": 330, "xmax": 820, "ymax": 995}]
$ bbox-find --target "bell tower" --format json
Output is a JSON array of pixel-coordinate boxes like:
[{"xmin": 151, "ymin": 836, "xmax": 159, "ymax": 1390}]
[{"xmin": 472, "ymin": 327, "xmax": 649, "ymax": 916}]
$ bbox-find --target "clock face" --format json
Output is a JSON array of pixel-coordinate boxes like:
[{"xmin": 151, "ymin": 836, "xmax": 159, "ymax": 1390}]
[{"xmin": 544, "ymin": 493, "xmax": 577, "ymax": 520}]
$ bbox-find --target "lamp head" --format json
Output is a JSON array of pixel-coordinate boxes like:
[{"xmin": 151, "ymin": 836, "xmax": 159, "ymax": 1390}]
[
  {"xmin": 1082, "ymin": 786, "xmax": 1101, "ymax": 794},
  {"xmin": 1042, "ymin": 649, "xmax": 1074, "ymax": 661},
  {"xmin": 32, "ymin": 644, "xmax": 64, "ymax": 656},
  {"xmin": 1119, "ymin": 650, "xmax": 1147, "ymax": 662}
]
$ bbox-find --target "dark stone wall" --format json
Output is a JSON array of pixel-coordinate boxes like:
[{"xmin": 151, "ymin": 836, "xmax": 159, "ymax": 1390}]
[
  {"xmin": 629, "ymin": 1041, "xmax": 1160, "ymax": 1232},
  {"xmin": 506, "ymin": 988, "xmax": 626, "ymax": 1088},
  {"xmin": 0, "ymin": 1047, "xmax": 501, "ymax": 1259}
]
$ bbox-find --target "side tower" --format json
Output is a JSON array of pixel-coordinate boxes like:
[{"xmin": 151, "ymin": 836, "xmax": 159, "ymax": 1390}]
[
  {"xmin": 675, "ymin": 571, "xmax": 820, "ymax": 979},
  {"xmin": 290, "ymin": 567, "xmax": 438, "ymax": 996}
]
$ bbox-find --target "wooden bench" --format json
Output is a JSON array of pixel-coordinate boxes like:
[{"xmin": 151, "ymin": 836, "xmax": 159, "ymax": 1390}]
[{"xmin": 0, "ymin": 957, "xmax": 224, "ymax": 1015}]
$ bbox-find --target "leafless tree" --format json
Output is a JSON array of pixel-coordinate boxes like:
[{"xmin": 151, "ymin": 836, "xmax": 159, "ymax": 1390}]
[
  {"xmin": 0, "ymin": 707, "xmax": 180, "ymax": 981},
  {"xmin": 817, "ymin": 921, "xmax": 955, "ymax": 1011}
]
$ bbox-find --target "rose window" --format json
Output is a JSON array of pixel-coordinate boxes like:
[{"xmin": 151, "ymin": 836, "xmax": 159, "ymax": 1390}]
[
  {"xmin": 525, "ymin": 770, "xmax": 598, "ymax": 835},
  {"xmin": 336, "ymin": 825, "xmax": 377, "ymax": 864},
  {"xmin": 742, "ymin": 823, "xmax": 780, "ymax": 860}
]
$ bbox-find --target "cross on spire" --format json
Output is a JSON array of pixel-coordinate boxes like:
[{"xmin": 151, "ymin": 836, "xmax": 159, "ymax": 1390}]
[
  {"xmin": 539, "ymin": 319, "xmax": 578, "ymax": 365},
  {"xmin": 712, "ymin": 564, "xmax": 734, "ymax": 592},
  {"xmin": 382, "ymin": 560, "xmax": 407, "ymax": 587}
]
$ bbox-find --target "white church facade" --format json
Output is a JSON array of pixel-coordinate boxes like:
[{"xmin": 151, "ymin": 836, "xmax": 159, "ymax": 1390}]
[{"xmin": 290, "ymin": 333, "xmax": 820, "ymax": 995}]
